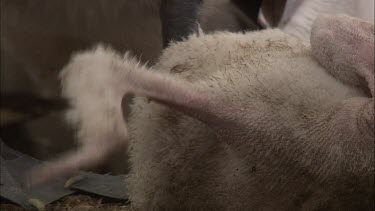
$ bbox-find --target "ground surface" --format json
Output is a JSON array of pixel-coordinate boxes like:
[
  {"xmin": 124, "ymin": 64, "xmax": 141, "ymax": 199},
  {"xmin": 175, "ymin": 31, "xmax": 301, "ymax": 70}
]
[{"xmin": 1, "ymin": 195, "xmax": 131, "ymax": 211}]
